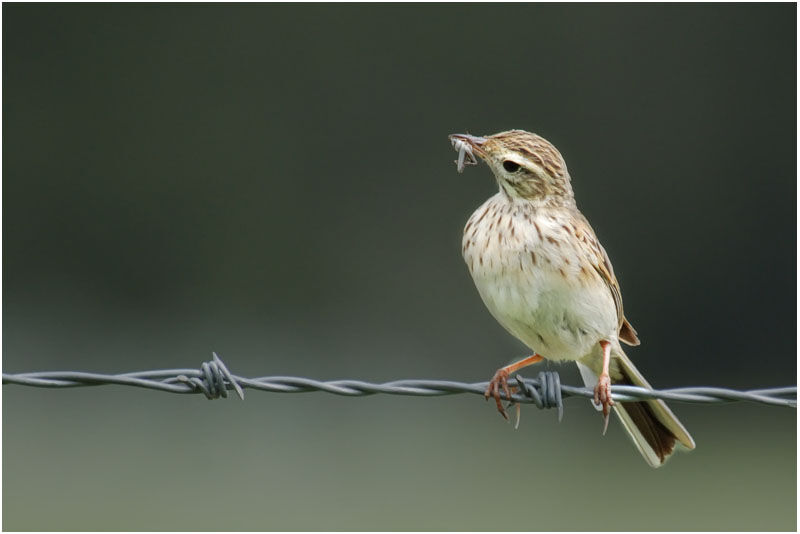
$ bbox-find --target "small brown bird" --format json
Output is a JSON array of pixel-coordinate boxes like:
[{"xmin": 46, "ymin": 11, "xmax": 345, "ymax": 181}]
[{"xmin": 451, "ymin": 129, "xmax": 695, "ymax": 467}]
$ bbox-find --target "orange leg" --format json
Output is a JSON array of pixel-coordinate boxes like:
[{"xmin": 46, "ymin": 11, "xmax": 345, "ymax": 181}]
[
  {"xmin": 594, "ymin": 340, "xmax": 614, "ymax": 433},
  {"xmin": 485, "ymin": 354, "xmax": 544, "ymax": 420}
]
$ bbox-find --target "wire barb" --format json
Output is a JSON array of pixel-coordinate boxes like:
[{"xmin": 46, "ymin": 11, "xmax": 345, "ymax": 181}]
[
  {"xmin": 2, "ymin": 355, "xmax": 796, "ymax": 409},
  {"xmin": 176, "ymin": 352, "xmax": 244, "ymax": 400},
  {"xmin": 514, "ymin": 372, "xmax": 564, "ymax": 420}
]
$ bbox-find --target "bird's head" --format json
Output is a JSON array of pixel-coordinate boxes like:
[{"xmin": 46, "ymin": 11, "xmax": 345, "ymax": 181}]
[{"xmin": 449, "ymin": 129, "xmax": 574, "ymax": 205}]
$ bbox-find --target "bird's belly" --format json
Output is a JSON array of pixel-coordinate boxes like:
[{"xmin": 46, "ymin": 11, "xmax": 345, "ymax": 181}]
[{"xmin": 470, "ymin": 260, "xmax": 616, "ymax": 362}]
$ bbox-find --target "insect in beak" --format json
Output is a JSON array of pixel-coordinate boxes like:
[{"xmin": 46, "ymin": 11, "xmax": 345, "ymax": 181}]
[{"xmin": 449, "ymin": 133, "xmax": 487, "ymax": 173}]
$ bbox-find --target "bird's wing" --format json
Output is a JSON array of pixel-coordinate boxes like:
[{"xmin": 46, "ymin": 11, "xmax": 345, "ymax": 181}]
[{"xmin": 574, "ymin": 212, "xmax": 641, "ymax": 346}]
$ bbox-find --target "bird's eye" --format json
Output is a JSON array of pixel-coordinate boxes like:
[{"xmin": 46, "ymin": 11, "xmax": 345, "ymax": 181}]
[{"xmin": 503, "ymin": 160, "xmax": 521, "ymax": 172}]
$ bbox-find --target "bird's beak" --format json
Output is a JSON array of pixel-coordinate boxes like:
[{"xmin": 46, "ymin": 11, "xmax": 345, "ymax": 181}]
[{"xmin": 448, "ymin": 133, "xmax": 488, "ymax": 158}]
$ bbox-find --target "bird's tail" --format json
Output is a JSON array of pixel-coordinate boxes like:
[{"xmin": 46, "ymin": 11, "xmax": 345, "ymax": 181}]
[{"xmin": 577, "ymin": 348, "xmax": 695, "ymax": 467}]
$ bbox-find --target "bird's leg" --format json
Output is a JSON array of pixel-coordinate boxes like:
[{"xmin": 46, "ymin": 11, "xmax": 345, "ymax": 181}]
[
  {"xmin": 485, "ymin": 354, "xmax": 544, "ymax": 420},
  {"xmin": 594, "ymin": 340, "xmax": 614, "ymax": 434}
]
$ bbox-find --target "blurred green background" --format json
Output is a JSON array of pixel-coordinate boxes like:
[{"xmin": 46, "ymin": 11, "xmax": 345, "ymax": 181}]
[{"xmin": 3, "ymin": 3, "xmax": 796, "ymax": 531}]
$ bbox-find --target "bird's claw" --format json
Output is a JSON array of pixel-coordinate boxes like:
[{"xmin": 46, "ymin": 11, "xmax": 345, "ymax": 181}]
[
  {"xmin": 485, "ymin": 368, "xmax": 512, "ymax": 420},
  {"xmin": 593, "ymin": 373, "xmax": 614, "ymax": 434}
]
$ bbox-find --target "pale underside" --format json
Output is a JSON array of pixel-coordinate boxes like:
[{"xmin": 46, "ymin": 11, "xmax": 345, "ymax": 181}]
[{"xmin": 463, "ymin": 193, "xmax": 618, "ymax": 365}]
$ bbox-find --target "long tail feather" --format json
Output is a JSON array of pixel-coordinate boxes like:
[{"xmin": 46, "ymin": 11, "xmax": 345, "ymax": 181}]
[{"xmin": 577, "ymin": 349, "xmax": 695, "ymax": 467}]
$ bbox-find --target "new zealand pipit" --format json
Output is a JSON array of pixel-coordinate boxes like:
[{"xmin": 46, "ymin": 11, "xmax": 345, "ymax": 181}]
[{"xmin": 450, "ymin": 129, "xmax": 695, "ymax": 467}]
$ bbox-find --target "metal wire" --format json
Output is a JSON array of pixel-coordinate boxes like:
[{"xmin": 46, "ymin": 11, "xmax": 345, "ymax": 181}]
[{"xmin": 2, "ymin": 353, "xmax": 796, "ymax": 410}]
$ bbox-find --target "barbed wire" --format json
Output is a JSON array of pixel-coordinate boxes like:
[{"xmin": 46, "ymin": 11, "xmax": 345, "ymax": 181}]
[{"xmin": 3, "ymin": 353, "xmax": 796, "ymax": 415}]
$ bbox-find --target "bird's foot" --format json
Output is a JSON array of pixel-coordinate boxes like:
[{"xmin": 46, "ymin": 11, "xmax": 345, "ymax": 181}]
[
  {"xmin": 484, "ymin": 368, "xmax": 513, "ymax": 420},
  {"xmin": 593, "ymin": 372, "xmax": 614, "ymax": 434},
  {"xmin": 484, "ymin": 354, "xmax": 544, "ymax": 423}
]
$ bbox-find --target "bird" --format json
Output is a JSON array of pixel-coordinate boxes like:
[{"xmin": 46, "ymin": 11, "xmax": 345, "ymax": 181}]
[{"xmin": 450, "ymin": 129, "xmax": 695, "ymax": 467}]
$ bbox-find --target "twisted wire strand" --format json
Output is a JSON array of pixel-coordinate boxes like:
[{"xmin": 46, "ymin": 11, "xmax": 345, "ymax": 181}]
[{"xmin": 3, "ymin": 353, "xmax": 796, "ymax": 409}]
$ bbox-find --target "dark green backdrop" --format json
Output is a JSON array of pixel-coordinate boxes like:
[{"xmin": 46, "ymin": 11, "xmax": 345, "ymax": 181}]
[{"xmin": 4, "ymin": 3, "xmax": 796, "ymax": 530}]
